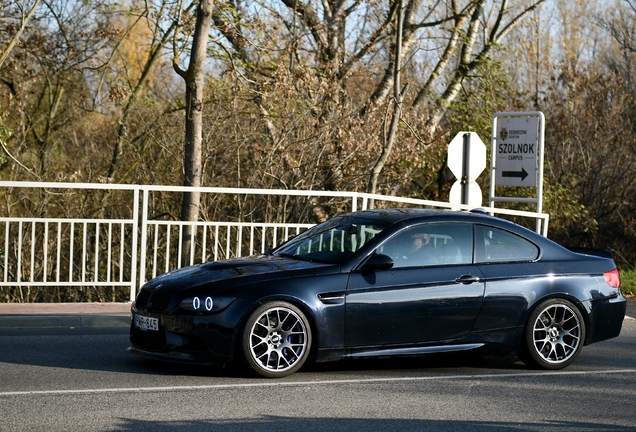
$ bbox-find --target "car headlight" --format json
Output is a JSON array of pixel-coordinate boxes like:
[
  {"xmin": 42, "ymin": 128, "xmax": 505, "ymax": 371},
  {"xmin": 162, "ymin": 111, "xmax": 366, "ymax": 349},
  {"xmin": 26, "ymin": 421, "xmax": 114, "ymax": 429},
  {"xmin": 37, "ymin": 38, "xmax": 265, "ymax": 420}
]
[
  {"xmin": 178, "ymin": 296, "xmax": 235, "ymax": 314},
  {"xmin": 180, "ymin": 296, "xmax": 214, "ymax": 312}
]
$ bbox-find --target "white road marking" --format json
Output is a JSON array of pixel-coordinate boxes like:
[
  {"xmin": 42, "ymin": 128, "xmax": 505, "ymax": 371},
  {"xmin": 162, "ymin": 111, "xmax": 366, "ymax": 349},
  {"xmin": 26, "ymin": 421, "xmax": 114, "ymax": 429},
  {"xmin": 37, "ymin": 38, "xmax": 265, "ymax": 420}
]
[{"xmin": 1, "ymin": 368, "xmax": 635, "ymax": 397}]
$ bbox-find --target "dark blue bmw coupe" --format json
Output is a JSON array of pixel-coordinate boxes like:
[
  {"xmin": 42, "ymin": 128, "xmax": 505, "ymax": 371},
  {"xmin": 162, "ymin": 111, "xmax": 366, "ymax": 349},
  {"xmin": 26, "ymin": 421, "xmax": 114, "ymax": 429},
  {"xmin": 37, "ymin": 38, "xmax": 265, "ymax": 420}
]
[{"xmin": 129, "ymin": 208, "xmax": 626, "ymax": 377}]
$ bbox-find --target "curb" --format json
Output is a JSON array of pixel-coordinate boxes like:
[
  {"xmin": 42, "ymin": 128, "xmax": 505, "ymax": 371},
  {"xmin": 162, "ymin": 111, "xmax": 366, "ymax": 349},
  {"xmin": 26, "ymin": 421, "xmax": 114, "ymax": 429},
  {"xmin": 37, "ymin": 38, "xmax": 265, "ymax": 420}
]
[
  {"xmin": 0, "ymin": 302, "xmax": 131, "ymax": 329},
  {"xmin": 0, "ymin": 314, "xmax": 130, "ymax": 329}
]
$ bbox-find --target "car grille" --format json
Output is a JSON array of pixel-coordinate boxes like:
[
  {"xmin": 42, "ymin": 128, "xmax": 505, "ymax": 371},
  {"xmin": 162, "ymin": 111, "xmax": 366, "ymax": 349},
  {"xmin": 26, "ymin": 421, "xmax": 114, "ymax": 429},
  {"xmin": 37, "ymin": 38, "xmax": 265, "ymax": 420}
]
[
  {"xmin": 135, "ymin": 289, "xmax": 173, "ymax": 313},
  {"xmin": 148, "ymin": 292, "xmax": 172, "ymax": 312},
  {"xmin": 131, "ymin": 289, "xmax": 174, "ymax": 352},
  {"xmin": 135, "ymin": 289, "xmax": 151, "ymax": 309}
]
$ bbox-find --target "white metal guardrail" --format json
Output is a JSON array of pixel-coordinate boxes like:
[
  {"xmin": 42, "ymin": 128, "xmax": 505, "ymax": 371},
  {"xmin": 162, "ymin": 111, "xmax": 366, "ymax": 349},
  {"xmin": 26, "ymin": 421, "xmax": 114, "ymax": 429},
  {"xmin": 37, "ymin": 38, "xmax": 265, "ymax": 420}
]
[
  {"xmin": 0, "ymin": 181, "xmax": 549, "ymax": 302},
  {"xmin": 0, "ymin": 182, "xmax": 140, "ymax": 303}
]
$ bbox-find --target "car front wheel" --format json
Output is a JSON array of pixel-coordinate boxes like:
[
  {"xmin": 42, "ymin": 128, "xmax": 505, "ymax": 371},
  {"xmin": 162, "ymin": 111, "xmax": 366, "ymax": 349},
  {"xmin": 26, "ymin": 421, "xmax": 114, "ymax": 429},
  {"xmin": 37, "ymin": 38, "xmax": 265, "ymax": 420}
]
[
  {"xmin": 521, "ymin": 298, "xmax": 586, "ymax": 370},
  {"xmin": 241, "ymin": 301, "xmax": 312, "ymax": 378}
]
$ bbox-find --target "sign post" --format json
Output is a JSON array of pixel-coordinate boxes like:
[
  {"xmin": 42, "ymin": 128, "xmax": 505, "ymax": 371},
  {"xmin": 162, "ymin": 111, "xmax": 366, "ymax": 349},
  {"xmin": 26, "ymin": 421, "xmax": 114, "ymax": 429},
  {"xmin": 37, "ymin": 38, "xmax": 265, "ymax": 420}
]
[{"xmin": 489, "ymin": 111, "xmax": 545, "ymax": 231}]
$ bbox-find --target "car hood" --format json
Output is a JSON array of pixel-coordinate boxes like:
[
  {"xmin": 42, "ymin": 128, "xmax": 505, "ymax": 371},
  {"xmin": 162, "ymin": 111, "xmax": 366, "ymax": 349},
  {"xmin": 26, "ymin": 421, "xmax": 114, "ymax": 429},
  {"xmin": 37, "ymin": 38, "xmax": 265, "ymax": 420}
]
[{"xmin": 141, "ymin": 254, "xmax": 337, "ymax": 294}]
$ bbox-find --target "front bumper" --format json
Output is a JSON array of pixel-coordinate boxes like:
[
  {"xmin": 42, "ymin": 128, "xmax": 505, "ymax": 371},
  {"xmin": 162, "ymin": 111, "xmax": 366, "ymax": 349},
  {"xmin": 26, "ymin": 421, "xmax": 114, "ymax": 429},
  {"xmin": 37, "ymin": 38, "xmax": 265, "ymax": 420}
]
[
  {"xmin": 129, "ymin": 298, "xmax": 254, "ymax": 365},
  {"xmin": 127, "ymin": 345, "xmax": 217, "ymax": 365}
]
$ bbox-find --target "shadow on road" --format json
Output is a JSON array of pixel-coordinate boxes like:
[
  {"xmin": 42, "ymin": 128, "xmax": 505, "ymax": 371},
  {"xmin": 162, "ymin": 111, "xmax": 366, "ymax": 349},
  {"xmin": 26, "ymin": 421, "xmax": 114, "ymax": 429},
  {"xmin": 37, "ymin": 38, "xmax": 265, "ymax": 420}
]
[
  {"xmin": 0, "ymin": 320, "xmax": 634, "ymax": 378},
  {"xmin": 109, "ymin": 416, "xmax": 635, "ymax": 432}
]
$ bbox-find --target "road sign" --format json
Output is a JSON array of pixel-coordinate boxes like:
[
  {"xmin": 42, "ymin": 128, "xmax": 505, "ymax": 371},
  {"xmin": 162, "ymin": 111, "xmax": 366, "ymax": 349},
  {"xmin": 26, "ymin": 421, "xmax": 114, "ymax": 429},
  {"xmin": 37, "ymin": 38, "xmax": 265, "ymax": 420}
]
[
  {"xmin": 489, "ymin": 111, "xmax": 545, "ymax": 233},
  {"xmin": 494, "ymin": 116, "xmax": 538, "ymax": 186},
  {"xmin": 447, "ymin": 132, "xmax": 486, "ymax": 206},
  {"xmin": 447, "ymin": 132, "xmax": 486, "ymax": 182},
  {"xmin": 449, "ymin": 181, "xmax": 482, "ymax": 206}
]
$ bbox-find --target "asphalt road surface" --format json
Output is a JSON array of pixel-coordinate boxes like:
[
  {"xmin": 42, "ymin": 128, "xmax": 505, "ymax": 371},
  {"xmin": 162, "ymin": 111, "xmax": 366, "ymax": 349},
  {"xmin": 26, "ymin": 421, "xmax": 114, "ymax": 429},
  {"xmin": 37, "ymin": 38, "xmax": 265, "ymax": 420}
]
[{"xmin": 0, "ymin": 317, "xmax": 635, "ymax": 431}]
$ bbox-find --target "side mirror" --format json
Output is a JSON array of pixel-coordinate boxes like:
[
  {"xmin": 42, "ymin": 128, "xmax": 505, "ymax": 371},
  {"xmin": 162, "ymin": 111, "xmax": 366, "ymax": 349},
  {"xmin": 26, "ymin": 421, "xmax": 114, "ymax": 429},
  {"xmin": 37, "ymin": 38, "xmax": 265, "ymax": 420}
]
[{"xmin": 361, "ymin": 253, "xmax": 394, "ymax": 272}]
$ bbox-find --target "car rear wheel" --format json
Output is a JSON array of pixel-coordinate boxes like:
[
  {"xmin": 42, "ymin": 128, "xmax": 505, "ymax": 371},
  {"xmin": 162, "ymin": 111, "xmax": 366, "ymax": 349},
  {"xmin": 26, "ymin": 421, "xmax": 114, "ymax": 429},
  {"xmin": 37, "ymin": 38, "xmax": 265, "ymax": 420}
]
[
  {"xmin": 241, "ymin": 301, "xmax": 312, "ymax": 378},
  {"xmin": 521, "ymin": 298, "xmax": 585, "ymax": 370}
]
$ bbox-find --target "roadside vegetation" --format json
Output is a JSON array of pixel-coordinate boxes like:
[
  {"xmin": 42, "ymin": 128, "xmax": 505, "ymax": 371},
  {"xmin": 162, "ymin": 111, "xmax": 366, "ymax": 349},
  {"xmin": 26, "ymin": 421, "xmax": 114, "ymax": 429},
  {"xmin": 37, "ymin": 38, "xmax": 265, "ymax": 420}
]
[
  {"xmin": 620, "ymin": 268, "xmax": 636, "ymax": 298},
  {"xmin": 1, "ymin": 0, "xmax": 636, "ymax": 301}
]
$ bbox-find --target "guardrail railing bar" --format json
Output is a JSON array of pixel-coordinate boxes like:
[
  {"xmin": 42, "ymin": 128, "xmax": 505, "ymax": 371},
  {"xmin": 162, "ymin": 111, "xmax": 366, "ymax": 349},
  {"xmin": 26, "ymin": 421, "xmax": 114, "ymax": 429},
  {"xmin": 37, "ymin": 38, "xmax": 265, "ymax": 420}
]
[
  {"xmin": 119, "ymin": 223, "xmax": 125, "ymax": 283},
  {"xmin": 81, "ymin": 222, "xmax": 87, "ymax": 283},
  {"xmin": 43, "ymin": 222, "xmax": 49, "ymax": 283},
  {"xmin": 106, "ymin": 223, "xmax": 112, "ymax": 282},
  {"xmin": 68, "ymin": 221, "xmax": 74, "ymax": 283},
  {"xmin": 30, "ymin": 222, "xmax": 35, "ymax": 283},
  {"xmin": 214, "ymin": 225, "xmax": 219, "ymax": 262},
  {"xmin": 237, "ymin": 226, "xmax": 243, "ymax": 259},
  {"xmin": 202, "ymin": 226, "xmax": 208, "ymax": 263},
  {"xmin": 165, "ymin": 225, "xmax": 171, "ymax": 275},
  {"xmin": 177, "ymin": 225, "xmax": 183, "ymax": 269},
  {"xmin": 17, "ymin": 221, "xmax": 22, "ymax": 283},
  {"xmin": 151, "ymin": 224, "xmax": 158, "ymax": 280},
  {"xmin": 56, "ymin": 222, "xmax": 61, "ymax": 283},
  {"xmin": 249, "ymin": 226, "xmax": 255, "ymax": 256},
  {"xmin": 3, "ymin": 221, "xmax": 8, "ymax": 282},
  {"xmin": 94, "ymin": 222, "xmax": 100, "ymax": 283},
  {"xmin": 138, "ymin": 188, "xmax": 149, "ymax": 300},
  {"xmin": 130, "ymin": 188, "xmax": 140, "ymax": 301},
  {"xmin": 225, "ymin": 226, "xmax": 231, "ymax": 261}
]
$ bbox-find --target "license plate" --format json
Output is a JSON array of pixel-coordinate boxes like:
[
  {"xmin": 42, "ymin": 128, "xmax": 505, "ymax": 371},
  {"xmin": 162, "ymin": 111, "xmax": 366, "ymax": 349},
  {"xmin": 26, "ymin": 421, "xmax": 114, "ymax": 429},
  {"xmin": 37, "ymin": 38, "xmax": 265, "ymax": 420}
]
[{"xmin": 134, "ymin": 314, "xmax": 159, "ymax": 331}]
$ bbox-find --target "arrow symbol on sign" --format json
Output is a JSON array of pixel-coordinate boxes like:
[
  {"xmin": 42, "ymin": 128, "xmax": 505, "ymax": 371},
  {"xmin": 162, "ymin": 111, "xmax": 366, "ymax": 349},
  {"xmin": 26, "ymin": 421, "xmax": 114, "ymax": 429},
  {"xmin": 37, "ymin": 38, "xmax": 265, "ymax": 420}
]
[{"xmin": 502, "ymin": 167, "xmax": 529, "ymax": 181}]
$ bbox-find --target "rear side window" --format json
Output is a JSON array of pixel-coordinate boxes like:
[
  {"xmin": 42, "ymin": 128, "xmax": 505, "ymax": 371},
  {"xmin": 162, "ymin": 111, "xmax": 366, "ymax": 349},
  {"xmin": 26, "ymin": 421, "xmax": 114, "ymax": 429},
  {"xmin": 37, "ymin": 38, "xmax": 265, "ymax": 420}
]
[{"xmin": 475, "ymin": 225, "xmax": 539, "ymax": 263}]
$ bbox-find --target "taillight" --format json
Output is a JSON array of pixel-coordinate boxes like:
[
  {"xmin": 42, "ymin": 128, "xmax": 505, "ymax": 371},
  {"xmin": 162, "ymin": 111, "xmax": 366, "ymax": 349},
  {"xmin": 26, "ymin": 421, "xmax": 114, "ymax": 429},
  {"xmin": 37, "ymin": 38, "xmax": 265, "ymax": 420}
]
[{"xmin": 603, "ymin": 268, "xmax": 621, "ymax": 288}]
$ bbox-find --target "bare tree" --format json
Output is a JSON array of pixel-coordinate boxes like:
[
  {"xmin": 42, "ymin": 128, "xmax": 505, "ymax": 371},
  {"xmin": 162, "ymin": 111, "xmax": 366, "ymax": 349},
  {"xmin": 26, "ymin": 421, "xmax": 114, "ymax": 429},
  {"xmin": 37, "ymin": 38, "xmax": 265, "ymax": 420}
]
[
  {"xmin": 0, "ymin": 0, "xmax": 133, "ymax": 180},
  {"xmin": 173, "ymin": 0, "xmax": 214, "ymax": 265},
  {"xmin": 0, "ymin": 0, "xmax": 42, "ymax": 70},
  {"xmin": 204, "ymin": 1, "xmax": 548, "ymax": 194},
  {"xmin": 410, "ymin": 0, "xmax": 548, "ymax": 137},
  {"xmin": 368, "ymin": 0, "xmax": 406, "ymax": 200},
  {"xmin": 107, "ymin": 1, "xmax": 197, "ymax": 180}
]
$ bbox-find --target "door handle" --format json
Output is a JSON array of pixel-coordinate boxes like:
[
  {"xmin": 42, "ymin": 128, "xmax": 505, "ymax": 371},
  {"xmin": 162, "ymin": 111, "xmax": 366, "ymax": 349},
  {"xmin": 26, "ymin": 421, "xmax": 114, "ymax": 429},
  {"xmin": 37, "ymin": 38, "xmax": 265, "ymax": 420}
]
[{"xmin": 456, "ymin": 274, "xmax": 480, "ymax": 284}]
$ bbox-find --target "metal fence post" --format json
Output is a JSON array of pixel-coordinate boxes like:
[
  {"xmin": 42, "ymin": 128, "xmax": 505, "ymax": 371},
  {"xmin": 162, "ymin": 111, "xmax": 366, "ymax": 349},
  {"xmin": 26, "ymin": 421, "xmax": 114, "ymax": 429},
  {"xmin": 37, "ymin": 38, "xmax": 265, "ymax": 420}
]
[{"xmin": 137, "ymin": 187, "xmax": 149, "ymax": 301}]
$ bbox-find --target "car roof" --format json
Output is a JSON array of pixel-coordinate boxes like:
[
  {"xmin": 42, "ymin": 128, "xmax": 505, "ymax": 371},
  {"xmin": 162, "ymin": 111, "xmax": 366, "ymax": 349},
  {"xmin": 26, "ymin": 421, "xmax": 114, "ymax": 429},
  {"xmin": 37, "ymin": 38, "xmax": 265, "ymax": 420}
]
[
  {"xmin": 338, "ymin": 208, "xmax": 586, "ymax": 262},
  {"xmin": 343, "ymin": 208, "xmax": 496, "ymax": 225},
  {"xmin": 341, "ymin": 208, "xmax": 548, "ymax": 241}
]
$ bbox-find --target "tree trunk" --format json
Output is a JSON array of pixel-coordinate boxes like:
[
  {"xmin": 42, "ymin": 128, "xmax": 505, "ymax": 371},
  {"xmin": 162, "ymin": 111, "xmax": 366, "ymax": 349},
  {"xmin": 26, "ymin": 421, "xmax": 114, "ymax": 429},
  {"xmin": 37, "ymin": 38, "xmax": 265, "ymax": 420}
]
[
  {"xmin": 367, "ymin": 0, "xmax": 404, "ymax": 206},
  {"xmin": 174, "ymin": 0, "xmax": 213, "ymax": 266}
]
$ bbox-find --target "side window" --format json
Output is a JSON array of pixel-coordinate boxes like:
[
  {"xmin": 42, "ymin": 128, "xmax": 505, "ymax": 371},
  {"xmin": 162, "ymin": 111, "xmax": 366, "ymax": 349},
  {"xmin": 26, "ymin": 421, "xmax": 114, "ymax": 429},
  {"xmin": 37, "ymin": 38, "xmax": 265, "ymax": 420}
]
[
  {"xmin": 378, "ymin": 223, "xmax": 473, "ymax": 268},
  {"xmin": 475, "ymin": 225, "xmax": 539, "ymax": 263}
]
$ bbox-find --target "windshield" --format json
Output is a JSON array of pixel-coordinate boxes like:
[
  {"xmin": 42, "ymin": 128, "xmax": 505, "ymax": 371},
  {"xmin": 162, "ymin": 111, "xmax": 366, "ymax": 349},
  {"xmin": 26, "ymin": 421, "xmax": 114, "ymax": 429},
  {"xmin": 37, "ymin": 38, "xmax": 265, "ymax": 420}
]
[{"xmin": 273, "ymin": 217, "xmax": 387, "ymax": 264}]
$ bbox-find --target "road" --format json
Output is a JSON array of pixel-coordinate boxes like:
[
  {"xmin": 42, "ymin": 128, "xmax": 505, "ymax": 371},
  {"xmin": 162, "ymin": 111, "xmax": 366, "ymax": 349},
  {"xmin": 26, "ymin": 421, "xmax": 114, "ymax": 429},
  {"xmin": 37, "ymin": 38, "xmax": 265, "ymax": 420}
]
[{"xmin": 0, "ymin": 318, "xmax": 635, "ymax": 431}]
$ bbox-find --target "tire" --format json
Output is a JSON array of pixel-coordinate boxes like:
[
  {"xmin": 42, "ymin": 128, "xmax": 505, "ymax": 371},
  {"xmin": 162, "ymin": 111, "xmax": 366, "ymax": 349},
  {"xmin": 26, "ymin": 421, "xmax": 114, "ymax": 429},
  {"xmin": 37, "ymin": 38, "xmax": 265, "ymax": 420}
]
[
  {"xmin": 521, "ymin": 298, "xmax": 586, "ymax": 370},
  {"xmin": 241, "ymin": 301, "xmax": 312, "ymax": 378}
]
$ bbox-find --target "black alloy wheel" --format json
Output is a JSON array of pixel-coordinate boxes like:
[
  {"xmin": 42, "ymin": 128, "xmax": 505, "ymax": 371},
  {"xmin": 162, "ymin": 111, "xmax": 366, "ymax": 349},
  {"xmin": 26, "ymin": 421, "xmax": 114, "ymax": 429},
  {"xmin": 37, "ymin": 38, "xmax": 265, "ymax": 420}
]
[
  {"xmin": 521, "ymin": 298, "xmax": 586, "ymax": 370},
  {"xmin": 241, "ymin": 301, "xmax": 312, "ymax": 378}
]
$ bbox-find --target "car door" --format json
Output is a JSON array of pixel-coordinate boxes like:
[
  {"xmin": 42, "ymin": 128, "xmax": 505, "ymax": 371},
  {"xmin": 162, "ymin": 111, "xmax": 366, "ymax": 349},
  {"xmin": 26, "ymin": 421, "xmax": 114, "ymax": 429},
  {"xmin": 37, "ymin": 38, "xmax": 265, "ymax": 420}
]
[
  {"xmin": 471, "ymin": 224, "xmax": 542, "ymax": 331},
  {"xmin": 345, "ymin": 222, "xmax": 485, "ymax": 347}
]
